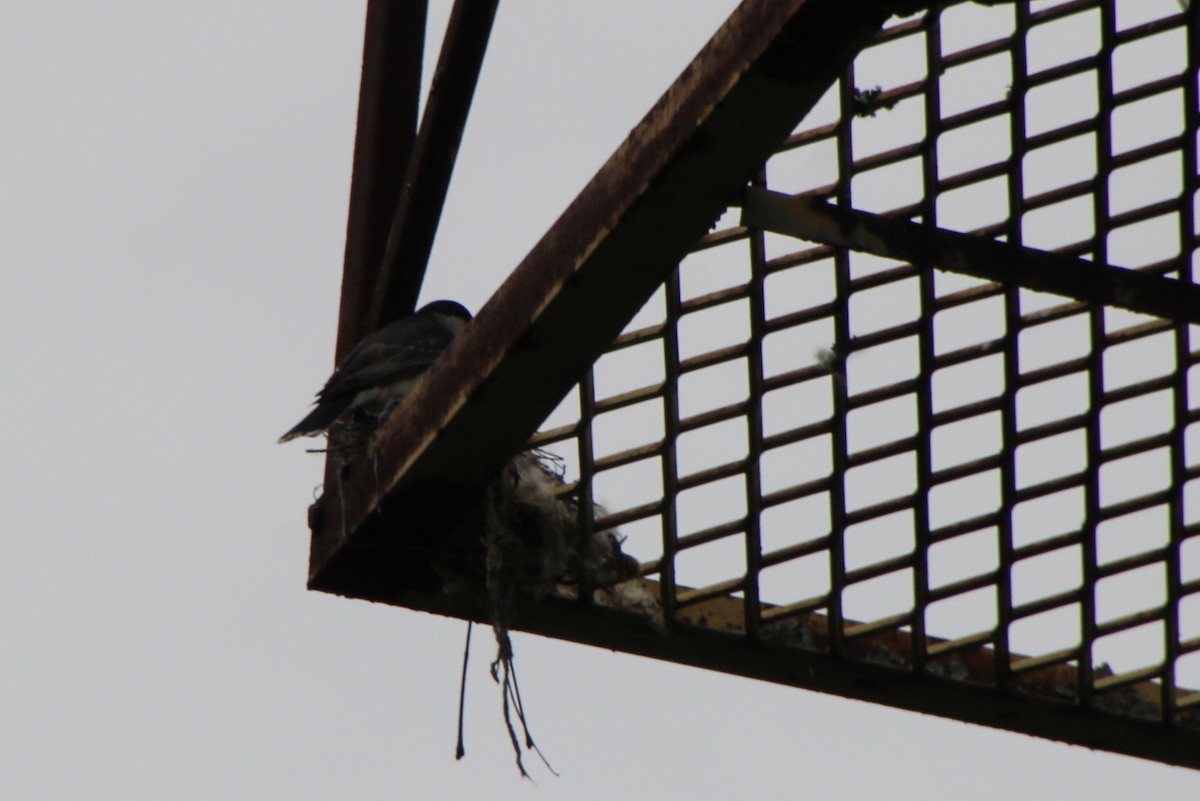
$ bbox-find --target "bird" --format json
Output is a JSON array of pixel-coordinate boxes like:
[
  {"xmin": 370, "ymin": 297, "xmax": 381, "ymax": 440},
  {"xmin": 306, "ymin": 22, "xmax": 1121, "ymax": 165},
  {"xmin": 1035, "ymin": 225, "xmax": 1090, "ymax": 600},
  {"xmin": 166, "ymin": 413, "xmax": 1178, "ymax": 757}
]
[{"xmin": 278, "ymin": 299, "xmax": 472, "ymax": 443}]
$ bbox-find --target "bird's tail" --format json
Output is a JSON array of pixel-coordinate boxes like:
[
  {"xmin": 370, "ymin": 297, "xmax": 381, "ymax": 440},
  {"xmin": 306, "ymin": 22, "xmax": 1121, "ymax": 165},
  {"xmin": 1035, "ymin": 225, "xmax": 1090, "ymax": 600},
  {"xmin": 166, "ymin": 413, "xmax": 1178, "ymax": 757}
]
[{"xmin": 278, "ymin": 402, "xmax": 346, "ymax": 443}]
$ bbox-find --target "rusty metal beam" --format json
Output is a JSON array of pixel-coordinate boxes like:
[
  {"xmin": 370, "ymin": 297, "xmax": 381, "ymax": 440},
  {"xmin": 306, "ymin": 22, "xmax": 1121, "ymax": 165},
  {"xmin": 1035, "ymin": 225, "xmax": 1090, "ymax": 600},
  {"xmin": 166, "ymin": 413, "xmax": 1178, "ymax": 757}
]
[
  {"xmin": 315, "ymin": 576, "xmax": 1200, "ymax": 770},
  {"xmin": 308, "ymin": 0, "xmax": 911, "ymax": 586},
  {"xmin": 363, "ymin": 0, "xmax": 500, "ymax": 337},
  {"xmin": 740, "ymin": 187, "xmax": 1200, "ymax": 325},
  {"xmin": 335, "ymin": 0, "xmax": 428, "ymax": 363}
]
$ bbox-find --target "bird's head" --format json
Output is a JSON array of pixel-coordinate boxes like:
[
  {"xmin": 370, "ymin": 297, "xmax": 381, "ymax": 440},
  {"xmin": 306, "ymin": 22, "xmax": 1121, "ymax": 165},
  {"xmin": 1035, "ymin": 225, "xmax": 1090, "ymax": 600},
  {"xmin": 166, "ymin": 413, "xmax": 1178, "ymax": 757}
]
[{"xmin": 418, "ymin": 299, "xmax": 472, "ymax": 336}]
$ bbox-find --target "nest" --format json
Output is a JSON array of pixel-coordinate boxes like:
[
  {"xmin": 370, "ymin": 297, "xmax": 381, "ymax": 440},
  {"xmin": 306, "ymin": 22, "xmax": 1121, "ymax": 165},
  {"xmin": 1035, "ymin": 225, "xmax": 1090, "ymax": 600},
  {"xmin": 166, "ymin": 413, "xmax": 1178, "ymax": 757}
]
[{"xmin": 467, "ymin": 450, "xmax": 662, "ymax": 777}]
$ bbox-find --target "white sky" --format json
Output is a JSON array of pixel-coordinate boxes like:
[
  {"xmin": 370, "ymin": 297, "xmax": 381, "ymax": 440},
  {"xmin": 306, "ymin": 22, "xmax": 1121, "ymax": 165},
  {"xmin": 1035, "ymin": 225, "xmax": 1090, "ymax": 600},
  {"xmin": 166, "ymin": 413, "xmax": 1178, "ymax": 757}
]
[{"xmin": 4, "ymin": 1, "xmax": 1200, "ymax": 798}]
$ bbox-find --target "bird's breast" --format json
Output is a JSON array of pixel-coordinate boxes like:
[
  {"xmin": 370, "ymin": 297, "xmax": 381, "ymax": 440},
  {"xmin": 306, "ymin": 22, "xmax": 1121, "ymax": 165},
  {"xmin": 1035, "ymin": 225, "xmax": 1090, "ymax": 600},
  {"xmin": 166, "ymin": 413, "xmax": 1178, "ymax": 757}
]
[{"xmin": 350, "ymin": 376, "xmax": 421, "ymax": 417}]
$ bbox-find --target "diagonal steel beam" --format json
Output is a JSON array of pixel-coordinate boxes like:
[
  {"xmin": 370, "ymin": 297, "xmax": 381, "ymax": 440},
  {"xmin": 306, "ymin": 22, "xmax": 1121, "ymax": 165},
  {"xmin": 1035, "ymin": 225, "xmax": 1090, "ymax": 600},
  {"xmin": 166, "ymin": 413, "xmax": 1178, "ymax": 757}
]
[
  {"xmin": 362, "ymin": 0, "xmax": 500, "ymax": 338},
  {"xmin": 740, "ymin": 187, "xmax": 1200, "ymax": 325},
  {"xmin": 334, "ymin": 0, "xmax": 428, "ymax": 363},
  {"xmin": 309, "ymin": 0, "xmax": 915, "ymax": 587}
]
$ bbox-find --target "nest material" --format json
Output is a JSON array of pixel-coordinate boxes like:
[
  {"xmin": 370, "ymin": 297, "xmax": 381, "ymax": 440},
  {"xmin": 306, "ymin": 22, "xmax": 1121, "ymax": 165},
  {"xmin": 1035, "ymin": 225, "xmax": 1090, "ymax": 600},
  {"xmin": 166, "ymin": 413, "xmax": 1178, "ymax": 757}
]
[
  {"xmin": 492, "ymin": 452, "xmax": 638, "ymax": 590},
  {"xmin": 474, "ymin": 450, "xmax": 664, "ymax": 778},
  {"xmin": 487, "ymin": 451, "xmax": 664, "ymax": 626}
]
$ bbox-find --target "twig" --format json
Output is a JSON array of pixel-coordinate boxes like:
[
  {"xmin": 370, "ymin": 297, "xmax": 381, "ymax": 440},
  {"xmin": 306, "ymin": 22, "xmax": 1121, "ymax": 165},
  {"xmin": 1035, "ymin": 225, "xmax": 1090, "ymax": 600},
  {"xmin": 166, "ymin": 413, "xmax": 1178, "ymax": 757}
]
[
  {"xmin": 492, "ymin": 653, "xmax": 531, "ymax": 780},
  {"xmin": 506, "ymin": 657, "xmax": 558, "ymax": 776},
  {"xmin": 455, "ymin": 621, "xmax": 473, "ymax": 760}
]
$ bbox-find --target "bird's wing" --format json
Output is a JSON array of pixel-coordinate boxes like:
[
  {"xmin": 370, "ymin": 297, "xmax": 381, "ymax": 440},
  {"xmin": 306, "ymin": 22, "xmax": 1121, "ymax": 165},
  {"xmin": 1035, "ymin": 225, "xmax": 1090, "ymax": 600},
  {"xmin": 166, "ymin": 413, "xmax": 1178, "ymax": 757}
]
[{"xmin": 316, "ymin": 324, "xmax": 456, "ymax": 403}]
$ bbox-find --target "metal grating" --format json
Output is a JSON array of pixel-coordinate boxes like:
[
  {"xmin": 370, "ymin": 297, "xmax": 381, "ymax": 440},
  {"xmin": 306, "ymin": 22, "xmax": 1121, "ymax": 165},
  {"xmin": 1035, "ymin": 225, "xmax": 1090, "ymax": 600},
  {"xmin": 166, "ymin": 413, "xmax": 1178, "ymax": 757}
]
[
  {"xmin": 527, "ymin": 0, "xmax": 1200, "ymax": 741},
  {"xmin": 307, "ymin": 0, "xmax": 1200, "ymax": 770}
]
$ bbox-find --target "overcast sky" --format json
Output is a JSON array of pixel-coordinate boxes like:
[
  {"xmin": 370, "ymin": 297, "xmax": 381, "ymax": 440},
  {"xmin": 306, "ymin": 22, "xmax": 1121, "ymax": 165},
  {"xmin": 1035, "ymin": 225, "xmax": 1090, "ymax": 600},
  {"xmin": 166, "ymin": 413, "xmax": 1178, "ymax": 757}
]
[{"xmin": 4, "ymin": 1, "xmax": 1200, "ymax": 798}]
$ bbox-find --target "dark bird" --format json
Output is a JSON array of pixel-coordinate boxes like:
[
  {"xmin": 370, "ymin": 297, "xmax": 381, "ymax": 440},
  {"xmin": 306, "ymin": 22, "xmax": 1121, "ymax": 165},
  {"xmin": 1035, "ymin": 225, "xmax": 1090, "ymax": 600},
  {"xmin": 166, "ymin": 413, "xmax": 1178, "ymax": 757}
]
[{"xmin": 279, "ymin": 300, "xmax": 472, "ymax": 443}]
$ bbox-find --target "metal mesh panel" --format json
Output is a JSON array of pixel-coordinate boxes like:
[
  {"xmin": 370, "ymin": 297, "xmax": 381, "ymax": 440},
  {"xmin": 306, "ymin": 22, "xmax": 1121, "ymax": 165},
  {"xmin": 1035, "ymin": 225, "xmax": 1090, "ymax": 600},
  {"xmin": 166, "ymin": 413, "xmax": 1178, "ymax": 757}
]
[{"xmin": 530, "ymin": 0, "xmax": 1200, "ymax": 726}]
